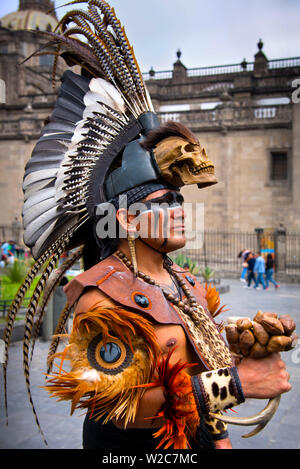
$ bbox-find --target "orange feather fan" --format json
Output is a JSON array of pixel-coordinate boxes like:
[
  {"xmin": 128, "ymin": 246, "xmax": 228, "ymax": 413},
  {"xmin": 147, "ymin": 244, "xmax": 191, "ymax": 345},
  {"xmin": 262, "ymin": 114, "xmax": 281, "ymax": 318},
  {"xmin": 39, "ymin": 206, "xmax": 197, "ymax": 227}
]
[{"xmin": 44, "ymin": 305, "xmax": 160, "ymax": 427}]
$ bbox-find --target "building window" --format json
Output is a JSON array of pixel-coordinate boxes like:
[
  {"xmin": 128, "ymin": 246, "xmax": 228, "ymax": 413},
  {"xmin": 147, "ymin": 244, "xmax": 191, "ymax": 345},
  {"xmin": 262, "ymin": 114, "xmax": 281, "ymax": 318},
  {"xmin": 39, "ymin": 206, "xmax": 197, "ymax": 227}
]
[{"xmin": 270, "ymin": 152, "xmax": 288, "ymax": 181}]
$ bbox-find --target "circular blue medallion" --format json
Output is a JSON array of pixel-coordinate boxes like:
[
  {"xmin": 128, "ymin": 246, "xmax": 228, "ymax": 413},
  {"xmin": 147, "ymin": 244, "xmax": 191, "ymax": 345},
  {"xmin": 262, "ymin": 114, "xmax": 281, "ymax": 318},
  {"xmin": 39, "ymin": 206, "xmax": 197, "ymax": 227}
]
[
  {"xmin": 134, "ymin": 293, "xmax": 150, "ymax": 308},
  {"xmin": 186, "ymin": 275, "xmax": 195, "ymax": 286},
  {"xmin": 100, "ymin": 342, "xmax": 122, "ymax": 363}
]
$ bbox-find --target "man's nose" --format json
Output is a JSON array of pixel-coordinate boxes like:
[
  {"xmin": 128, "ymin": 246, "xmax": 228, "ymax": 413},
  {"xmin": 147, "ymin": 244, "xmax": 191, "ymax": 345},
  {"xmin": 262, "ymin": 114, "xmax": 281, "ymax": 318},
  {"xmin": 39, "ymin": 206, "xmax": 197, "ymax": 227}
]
[{"xmin": 172, "ymin": 206, "xmax": 185, "ymax": 220}]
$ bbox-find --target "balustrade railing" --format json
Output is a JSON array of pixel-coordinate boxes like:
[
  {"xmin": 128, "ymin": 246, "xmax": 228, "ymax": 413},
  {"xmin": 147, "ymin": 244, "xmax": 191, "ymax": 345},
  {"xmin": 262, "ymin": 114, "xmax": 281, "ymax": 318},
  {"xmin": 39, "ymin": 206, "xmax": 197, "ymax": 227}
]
[
  {"xmin": 143, "ymin": 57, "xmax": 300, "ymax": 81},
  {"xmin": 158, "ymin": 104, "xmax": 292, "ymax": 127}
]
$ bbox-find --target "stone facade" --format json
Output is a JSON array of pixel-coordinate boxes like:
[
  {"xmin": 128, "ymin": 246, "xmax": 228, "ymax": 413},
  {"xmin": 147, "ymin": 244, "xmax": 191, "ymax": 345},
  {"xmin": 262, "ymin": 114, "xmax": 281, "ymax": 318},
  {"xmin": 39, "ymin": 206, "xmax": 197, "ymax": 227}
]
[
  {"xmin": 0, "ymin": 2, "xmax": 67, "ymax": 242},
  {"xmin": 146, "ymin": 46, "xmax": 300, "ymax": 233},
  {"xmin": 0, "ymin": 17, "xmax": 299, "ymax": 243}
]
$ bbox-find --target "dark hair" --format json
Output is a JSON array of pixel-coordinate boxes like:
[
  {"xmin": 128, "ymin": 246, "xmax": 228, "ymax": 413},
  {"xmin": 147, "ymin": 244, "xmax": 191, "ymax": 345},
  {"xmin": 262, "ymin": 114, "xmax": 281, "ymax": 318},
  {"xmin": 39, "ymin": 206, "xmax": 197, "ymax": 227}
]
[{"xmin": 140, "ymin": 121, "xmax": 199, "ymax": 151}]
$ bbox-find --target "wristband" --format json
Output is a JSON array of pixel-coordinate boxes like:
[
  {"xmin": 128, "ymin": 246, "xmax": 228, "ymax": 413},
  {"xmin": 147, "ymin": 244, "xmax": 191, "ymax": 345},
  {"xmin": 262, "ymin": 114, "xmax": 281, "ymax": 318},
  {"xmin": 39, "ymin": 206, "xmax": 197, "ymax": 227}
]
[
  {"xmin": 191, "ymin": 366, "xmax": 245, "ymax": 415},
  {"xmin": 204, "ymin": 413, "xmax": 228, "ymax": 440}
]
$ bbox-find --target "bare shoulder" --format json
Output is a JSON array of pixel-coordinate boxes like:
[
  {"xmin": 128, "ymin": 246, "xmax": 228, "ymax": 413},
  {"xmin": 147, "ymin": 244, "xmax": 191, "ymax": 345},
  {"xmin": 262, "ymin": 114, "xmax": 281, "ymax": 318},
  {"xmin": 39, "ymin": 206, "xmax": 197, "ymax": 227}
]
[{"xmin": 74, "ymin": 287, "xmax": 117, "ymax": 314}]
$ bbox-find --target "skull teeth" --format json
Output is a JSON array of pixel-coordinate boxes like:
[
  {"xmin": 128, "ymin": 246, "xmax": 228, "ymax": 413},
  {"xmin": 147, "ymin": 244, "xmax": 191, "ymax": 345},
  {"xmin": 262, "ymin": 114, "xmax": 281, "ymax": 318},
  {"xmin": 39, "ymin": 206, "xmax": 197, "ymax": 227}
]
[{"xmin": 190, "ymin": 165, "xmax": 214, "ymax": 175}]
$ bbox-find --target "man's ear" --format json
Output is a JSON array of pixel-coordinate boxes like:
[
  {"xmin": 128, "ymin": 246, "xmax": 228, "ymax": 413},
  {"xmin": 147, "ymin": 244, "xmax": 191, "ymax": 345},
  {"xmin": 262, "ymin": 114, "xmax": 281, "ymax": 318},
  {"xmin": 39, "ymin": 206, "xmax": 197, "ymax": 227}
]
[
  {"xmin": 116, "ymin": 208, "xmax": 129, "ymax": 231},
  {"xmin": 117, "ymin": 208, "xmax": 140, "ymax": 237},
  {"xmin": 116, "ymin": 208, "xmax": 137, "ymax": 232}
]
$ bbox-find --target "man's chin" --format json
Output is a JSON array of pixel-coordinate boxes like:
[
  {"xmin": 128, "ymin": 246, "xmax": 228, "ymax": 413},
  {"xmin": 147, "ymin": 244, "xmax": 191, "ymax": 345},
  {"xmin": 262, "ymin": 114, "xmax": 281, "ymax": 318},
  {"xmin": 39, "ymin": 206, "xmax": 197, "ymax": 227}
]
[{"xmin": 162, "ymin": 236, "xmax": 186, "ymax": 253}]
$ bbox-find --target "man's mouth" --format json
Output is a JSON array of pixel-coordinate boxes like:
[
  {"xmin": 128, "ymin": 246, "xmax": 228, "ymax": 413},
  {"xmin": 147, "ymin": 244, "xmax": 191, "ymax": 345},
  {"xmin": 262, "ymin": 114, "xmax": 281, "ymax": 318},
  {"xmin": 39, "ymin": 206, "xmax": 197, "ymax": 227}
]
[{"xmin": 173, "ymin": 224, "xmax": 185, "ymax": 231}]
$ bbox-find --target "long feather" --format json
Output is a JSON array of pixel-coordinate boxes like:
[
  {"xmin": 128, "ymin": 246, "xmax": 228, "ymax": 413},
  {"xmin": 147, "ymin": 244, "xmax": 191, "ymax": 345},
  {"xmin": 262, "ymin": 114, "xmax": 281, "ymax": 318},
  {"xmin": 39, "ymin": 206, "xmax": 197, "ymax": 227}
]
[
  {"xmin": 29, "ymin": 247, "xmax": 83, "ymax": 363},
  {"xmin": 56, "ymin": 6, "xmax": 133, "ymax": 96},
  {"xmin": 22, "ymin": 246, "xmax": 68, "ymax": 444},
  {"xmin": 47, "ymin": 304, "xmax": 74, "ymax": 375},
  {"xmin": 23, "ymin": 169, "xmax": 57, "ymax": 190},
  {"xmin": 91, "ymin": 1, "xmax": 145, "ymax": 91},
  {"xmin": 29, "ymin": 30, "xmax": 105, "ymax": 78},
  {"xmin": 2, "ymin": 230, "xmax": 72, "ymax": 423},
  {"xmin": 89, "ymin": 77, "xmax": 125, "ymax": 113}
]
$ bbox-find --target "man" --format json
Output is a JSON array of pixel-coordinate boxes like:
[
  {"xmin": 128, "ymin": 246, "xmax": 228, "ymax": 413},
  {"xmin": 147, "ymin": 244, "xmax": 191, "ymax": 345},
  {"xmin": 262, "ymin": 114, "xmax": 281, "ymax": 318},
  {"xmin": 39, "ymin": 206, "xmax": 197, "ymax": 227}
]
[
  {"xmin": 64, "ymin": 184, "xmax": 291, "ymax": 450},
  {"xmin": 254, "ymin": 252, "xmax": 267, "ymax": 290},
  {"xmin": 3, "ymin": 0, "xmax": 292, "ymax": 451}
]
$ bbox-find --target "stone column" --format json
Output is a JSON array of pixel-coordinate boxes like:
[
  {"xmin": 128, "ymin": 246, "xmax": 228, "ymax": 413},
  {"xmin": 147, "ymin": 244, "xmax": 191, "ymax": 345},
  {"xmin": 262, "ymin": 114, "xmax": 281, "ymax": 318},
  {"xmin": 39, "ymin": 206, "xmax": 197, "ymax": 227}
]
[
  {"xmin": 274, "ymin": 227, "xmax": 287, "ymax": 274},
  {"xmin": 255, "ymin": 227, "xmax": 264, "ymax": 252}
]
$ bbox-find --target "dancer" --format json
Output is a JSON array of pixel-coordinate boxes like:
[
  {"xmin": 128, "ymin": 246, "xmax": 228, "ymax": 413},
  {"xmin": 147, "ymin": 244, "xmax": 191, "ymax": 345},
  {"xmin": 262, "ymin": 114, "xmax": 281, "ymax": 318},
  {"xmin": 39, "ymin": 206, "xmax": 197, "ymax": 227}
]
[{"xmin": 2, "ymin": 0, "xmax": 291, "ymax": 451}]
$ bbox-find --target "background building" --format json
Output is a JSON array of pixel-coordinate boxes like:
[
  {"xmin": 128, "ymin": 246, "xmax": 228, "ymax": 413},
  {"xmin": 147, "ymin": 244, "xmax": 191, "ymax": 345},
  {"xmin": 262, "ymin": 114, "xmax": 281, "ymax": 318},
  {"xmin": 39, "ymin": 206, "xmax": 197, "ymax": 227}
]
[
  {"xmin": 0, "ymin": 1, "xmax": 299, "ymax": 276},
  {"xmin": 0, "ymin": 0, "xmax": 66, "ymax": 242},
  {"xmin": 145, "ymin": 46, "xmax": 300, "ymax": 234}
]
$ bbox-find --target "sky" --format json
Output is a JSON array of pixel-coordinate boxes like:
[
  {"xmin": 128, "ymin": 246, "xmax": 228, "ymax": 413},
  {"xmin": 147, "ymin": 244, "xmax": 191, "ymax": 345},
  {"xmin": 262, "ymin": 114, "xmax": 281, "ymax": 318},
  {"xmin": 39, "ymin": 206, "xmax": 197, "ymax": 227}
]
[{"xmin": 0, "ymin": 0, "xmax": 300, "ymax": 73}]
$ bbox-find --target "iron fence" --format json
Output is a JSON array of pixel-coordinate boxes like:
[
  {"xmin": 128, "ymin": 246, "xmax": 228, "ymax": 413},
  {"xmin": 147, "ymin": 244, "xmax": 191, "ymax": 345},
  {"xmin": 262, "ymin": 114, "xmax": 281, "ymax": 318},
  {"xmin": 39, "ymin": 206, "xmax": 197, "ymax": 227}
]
[
  {"xmin": 176, "ymin": 230, "xmax": 300, "ymax": 278},
  {"xmin": 286, "ymin": 233, "xmax": 300, "ymax": 275}
]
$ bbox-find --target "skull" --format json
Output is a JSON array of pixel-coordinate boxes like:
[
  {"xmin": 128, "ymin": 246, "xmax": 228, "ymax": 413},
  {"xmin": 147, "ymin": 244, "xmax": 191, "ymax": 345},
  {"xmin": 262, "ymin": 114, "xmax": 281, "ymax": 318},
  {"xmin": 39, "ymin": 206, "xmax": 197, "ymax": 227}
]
[{"xmin": 154, "ymin": 137, "xmax": 218, "ymax": 188}]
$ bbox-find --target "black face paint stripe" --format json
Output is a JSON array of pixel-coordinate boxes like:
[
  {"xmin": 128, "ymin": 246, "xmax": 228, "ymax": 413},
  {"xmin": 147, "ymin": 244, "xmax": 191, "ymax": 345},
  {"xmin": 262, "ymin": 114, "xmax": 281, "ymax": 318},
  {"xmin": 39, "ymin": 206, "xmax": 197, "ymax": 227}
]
[{"xmin": 142, "ymin": 191, "xmax": 183, "ymax": 208}]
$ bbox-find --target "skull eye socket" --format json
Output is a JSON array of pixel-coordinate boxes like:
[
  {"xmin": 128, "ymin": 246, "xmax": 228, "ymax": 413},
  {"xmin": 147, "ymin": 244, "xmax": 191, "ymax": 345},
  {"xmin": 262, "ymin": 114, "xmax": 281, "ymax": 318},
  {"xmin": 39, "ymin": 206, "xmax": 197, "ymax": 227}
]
[
  {"xmin": 87, "ymin": 333, "xmax": 133, "ymax": 375},
  {"xmin": 184, "ymin": 143, "xmax": 196, "ymax": 152}
]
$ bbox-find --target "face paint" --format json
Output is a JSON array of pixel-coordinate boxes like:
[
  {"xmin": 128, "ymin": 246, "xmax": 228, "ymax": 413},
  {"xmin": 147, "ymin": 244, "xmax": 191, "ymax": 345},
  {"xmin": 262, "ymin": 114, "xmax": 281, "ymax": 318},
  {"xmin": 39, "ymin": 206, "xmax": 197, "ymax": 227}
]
[
  {"xmin": 133, "ymin": 192, "xmax": 184, "ymax": 239},
  {"xmin": 142, "ymin": 191, "xmax": 184, "ymax": 210}
]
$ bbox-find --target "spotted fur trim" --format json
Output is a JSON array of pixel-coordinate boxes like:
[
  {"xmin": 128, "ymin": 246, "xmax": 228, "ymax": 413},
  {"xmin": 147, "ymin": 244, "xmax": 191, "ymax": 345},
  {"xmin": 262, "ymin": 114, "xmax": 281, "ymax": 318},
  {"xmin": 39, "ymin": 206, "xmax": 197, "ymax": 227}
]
[
  {"xmin": 204, "ymin": 413, "xmax": 228, "ymax": 440},
  {"xmin": 191, "ymin": 366, "xmax": 245, "ymax": 415}
]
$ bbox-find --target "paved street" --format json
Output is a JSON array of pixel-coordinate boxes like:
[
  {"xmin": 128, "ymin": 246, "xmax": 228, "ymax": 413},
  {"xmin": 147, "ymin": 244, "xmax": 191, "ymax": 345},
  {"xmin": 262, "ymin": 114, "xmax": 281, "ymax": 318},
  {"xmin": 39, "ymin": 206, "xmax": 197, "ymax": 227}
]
[{"xmin": 0, "ymin": 278, "xmax": 299, "ymax": 450}]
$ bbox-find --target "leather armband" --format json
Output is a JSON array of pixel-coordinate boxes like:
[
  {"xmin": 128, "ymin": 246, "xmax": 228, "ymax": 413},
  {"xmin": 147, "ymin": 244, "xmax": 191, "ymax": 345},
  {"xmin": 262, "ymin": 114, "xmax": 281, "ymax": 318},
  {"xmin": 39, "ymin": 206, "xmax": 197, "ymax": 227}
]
[{"xmin": 191, "ymin": 366, "xmax": 245, "ymax": 415}]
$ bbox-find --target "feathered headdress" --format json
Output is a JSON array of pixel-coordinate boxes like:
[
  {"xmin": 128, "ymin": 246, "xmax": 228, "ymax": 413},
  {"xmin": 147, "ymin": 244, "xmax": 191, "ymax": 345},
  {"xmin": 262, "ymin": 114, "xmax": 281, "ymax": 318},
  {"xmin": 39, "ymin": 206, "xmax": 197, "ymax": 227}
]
[{"xmin": 2, "ymin": 0, "xmax": 217, "ymax": 442}]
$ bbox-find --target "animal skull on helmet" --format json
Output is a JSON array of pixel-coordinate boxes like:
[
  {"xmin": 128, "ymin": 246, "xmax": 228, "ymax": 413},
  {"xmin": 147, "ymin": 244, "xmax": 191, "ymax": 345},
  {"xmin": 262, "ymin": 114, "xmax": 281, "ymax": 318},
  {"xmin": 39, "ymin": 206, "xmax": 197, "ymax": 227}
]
[{"xmin": 154, "ymin": 137, "xmax": 218, "ymax": 188}]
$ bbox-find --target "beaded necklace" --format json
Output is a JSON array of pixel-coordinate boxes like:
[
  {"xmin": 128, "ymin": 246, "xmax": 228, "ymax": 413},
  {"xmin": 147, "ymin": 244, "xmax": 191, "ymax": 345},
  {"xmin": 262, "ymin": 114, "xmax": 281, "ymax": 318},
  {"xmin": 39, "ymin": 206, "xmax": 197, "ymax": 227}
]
[
  {"xmin": 115, "ymin": 250, "xmax": 202, "ymax": 327},
  {"xmin": 115, "ymin": 250, "xmax": 233, "ymax": 370}
]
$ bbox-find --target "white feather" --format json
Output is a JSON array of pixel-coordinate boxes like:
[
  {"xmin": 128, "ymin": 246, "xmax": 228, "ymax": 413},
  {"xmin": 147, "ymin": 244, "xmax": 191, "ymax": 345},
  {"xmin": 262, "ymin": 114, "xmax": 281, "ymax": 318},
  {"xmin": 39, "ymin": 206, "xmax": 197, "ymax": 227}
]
[
  {"xmin": 23, "ymin": 206, "xmax": 60, "ymax": 244},
  {"xmin": 144, "ymin": 85, "xmax": 154, "ymax": 112},
  {"xmin": 46, "ymin": 77, "xmax": 126, "ymax": 211},
  {"xmin": 71, "ymin": 120, "xmax": 89, "ymax": 145},
  {"xmin": 23, "ymin": 187, "xmax": 56, "ymax": 211},
  {"xmin": 89, "ymin": 77, "xmax": 125, "ymax": 113},
  {"xmin": 31, "ymin": 216, "xmax": 78, "ymax": 259},
  {"xmin": 23, "ymin": 169, "xmax": 57, "ymax": 190},
  {"xmin": 23, "ymin": 197, "xmax": 56, "ymax": 227},
  {"xmin": 28, "ymin": 219, "xmax": 57, "ymax": 257},
  {"xmin": 83, "ymin": 91, "xmax": 108, "ymax": 119},
  {"xmin": 23, "ymin": 179, "xmax": 56, "ymax": 201}
]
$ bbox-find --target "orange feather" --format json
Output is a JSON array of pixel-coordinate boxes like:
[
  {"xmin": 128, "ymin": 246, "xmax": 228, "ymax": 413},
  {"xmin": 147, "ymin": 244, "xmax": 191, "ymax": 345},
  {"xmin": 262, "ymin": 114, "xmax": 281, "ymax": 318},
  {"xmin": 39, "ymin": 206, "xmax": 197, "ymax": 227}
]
[{"xmin": 137, "ymin": 350, "xmax": 200, "ymax": 450}]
